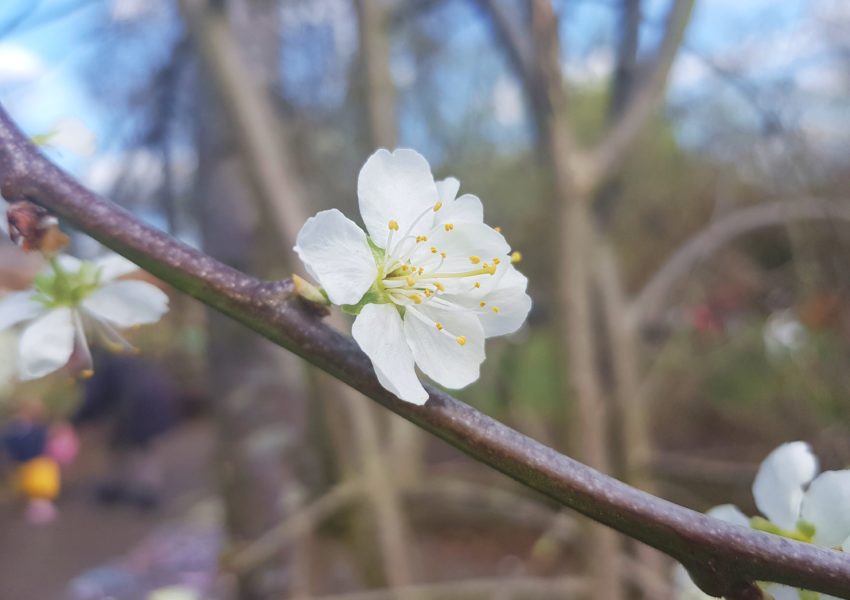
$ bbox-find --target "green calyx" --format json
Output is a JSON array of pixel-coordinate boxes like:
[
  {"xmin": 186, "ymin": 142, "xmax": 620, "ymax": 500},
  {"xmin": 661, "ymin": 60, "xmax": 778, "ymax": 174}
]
[{"xmin": 33, "ymin": 258, "xmax": 101, "ymax": 308}]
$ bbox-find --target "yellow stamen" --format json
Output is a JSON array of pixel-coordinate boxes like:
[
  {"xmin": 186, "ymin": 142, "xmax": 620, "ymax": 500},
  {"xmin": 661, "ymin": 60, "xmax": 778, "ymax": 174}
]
[
  {"xmin": 406, "ymin": 276, "xmax": 416, "ymax": 286},
  {"xmin": 434, "ymin": 201, "xmax": 443, "ymax": 212},
  {"xmin": 510, "ymin": 251, "xmax": 522, "ymax": 264},
  {"xmin": 456, "ymin": 336, "xmax": 466, "ymax": 346},
  {"xmin": 424, "ymin": 289, "xmax": 433, "ymax": 297},
  {"xmin": 492, "ymin": 307, "xmax": 500, "ymax": 313},
  {"xmin": 388, "ymin": 219, "xmax": 399, "ymax": 231},
  {"xmin": 415, "ymin": 235, "xmax": 428, "ymax": 243},
  {"xmin": 474, "ymin": 282, "xmax": 481, "ymax": 289},
  {"xmin": 401, "ymin": 265, "xmax": 409, "ymax": 272},
  {"xmin": 80, "ymin": 369, "xmax": 95, "ymax": 379},
  {"xmin": 493, "ymin": 257, "xmax": 501, "ymax": 265},
  {"xmin": 418, "ymin": 267, "xmax": 425, "ymax": 275},
  {"xmin": 411, "ymin": 294, "xmax": 423, "ymax": 304},
  {"xmin": 431, "ymin": 246, "xmax": 437, "ymax": 253},
  {"xmin": 494, "ymin": 226, "xmax": 502, "ymax": 233},
  {"xmin": 435, "ymin": 282, "xmax": 445, "ymax": 292},
  {"xmin": 469, "ymin": 255, "xmax": 481, "ymax": 264},
  {"xmin": 436, "ymin": 322, "xmax": 443, "ymax": 331},
  {"xmin": 444, "ymin": 223, "xmax": 454, "ymax": 231},
  {"xmin": 479, "ymin": 301, "xmax": 486, "ymax": 307},
  {"xmin": 440, "ymin": 251, "xmax": 447, "ymax": 258}
]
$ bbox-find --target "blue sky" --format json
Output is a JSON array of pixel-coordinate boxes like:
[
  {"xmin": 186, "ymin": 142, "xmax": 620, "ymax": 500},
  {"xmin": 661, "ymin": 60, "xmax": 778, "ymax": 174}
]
[{"xmin": 0, "ymin": 0, "xmax": 843, "ymax": 181}]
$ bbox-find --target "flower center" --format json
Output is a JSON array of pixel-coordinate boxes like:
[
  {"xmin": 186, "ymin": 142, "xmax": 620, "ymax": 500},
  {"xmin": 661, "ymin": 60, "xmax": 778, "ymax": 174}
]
[
  {"xmin": 33, "ymin": 258, "xmax": 102, "ymax": 308},
  {"xmin": 375, "ymin": 212, "xmax": 504, "ymax": 344}
]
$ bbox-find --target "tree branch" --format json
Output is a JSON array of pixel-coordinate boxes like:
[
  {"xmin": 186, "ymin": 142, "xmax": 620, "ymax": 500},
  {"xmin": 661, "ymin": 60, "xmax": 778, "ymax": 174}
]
[
  {"xmin": 0, "ymin": 106, "xmax": 849, "ymax": 599},
  {"xmin": 631, "ymin": 198, "xmax": 850, "ymax": 326},
  {"xmin": 586, "ymin": 0, "xmax": 695, "ymax": 186}
]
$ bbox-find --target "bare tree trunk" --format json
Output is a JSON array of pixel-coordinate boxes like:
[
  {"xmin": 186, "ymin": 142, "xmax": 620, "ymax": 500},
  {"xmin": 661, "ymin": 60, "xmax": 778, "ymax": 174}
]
[
  {"xmin": 356, "ymin": 0, "xmax": 426, "ymax": 488},
  {"xmin": 530, "ymin": 2, "xmax": 625, "ymax": 597}
]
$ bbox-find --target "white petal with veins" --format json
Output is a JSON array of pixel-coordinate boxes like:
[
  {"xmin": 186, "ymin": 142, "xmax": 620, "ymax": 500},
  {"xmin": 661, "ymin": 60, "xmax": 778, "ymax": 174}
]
[
  {"xmin": 18, "ymin": 307, "xmax": 75, "ymax": 380},
  {"xmin": 294, "ymin": 209, "xmax": 377, "ymax": 306},
  {"xmin": 352, "ymin": 303, "xmax": 428, "ymax": 404},
  {"xmin": 752, "ymin": 441, "xmax": 818, "ymax": 530}
]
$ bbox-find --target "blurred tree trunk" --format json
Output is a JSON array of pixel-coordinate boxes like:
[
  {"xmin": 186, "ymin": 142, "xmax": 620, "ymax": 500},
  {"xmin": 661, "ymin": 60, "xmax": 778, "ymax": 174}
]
[
  {"xmin": 195, "ymin": 87, "xmax": 307, "ymax": 600},
  {"xmin": 482, "ymin": 0, "xmax": 694, "ymax": 597},
  {"xmin": 181, "ymin": 0, "xmax": 418, "ymax": 594},
  {"xmin": 529, "ymin": 3, "xmax": 624, "ymax": 598},
  {"xmin": 356, "ymin": 0, "xmax": 427, "ymax": 488}
]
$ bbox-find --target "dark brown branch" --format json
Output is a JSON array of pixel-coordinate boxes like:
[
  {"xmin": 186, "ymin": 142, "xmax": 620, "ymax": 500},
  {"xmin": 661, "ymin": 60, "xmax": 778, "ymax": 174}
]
[{"xmin": 0, "ymin": 106, "xmax": 849, "ymax": 599}]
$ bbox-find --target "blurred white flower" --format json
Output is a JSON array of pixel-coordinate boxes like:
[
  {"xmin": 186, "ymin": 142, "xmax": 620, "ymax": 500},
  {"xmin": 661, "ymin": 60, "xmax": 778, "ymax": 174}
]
[
  {"xmin": 34, "ymin": 118, "xmax": 96, "ymax": 157},
  {"xmin": 294, "ymin": 148, "xmax": 531, "ymax": 404},
  {"xmin": 0, "ymin": 330, "xmax": 16, "ymax": 398},
  {"xmin": 147, "ymin": 586, "xmax": 199, "ymax": 600},
  {"xmin": 763, "ymin": 311, "xmax": 807, "ymax": 359},
  {"xmin": 675, "ymin": 443, "xmax": 850, "ymax": 600},
  {"xmin": 0, "ymin": 253, "xmax": 168, "ymax": 380}
]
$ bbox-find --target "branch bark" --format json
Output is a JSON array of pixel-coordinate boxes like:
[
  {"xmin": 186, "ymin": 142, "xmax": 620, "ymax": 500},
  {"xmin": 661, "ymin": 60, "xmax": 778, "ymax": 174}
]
[{"xmin": 1, "ymin": 108, "xmax": 849, "ymax": 599}]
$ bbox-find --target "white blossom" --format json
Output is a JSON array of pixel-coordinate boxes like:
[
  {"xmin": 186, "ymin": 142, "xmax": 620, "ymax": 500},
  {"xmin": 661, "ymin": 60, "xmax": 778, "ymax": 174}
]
[
  {"xmin": 0, "ymin": 253, "xmax": 168, "ymax": 380},
  {"xmin": 294, "ymin": 148, "xmax": 531, "ymax": 404},
  {"xmin": 676, "ymin": 442, "xmax": 850, "ymax": 599}
]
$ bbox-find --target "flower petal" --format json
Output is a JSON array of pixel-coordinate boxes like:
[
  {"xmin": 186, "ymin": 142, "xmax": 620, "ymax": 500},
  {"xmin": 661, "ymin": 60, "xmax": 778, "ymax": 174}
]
[
  {"xmin": 752, "ymin": 442, "xmax": 818, "ymax": 530},
  {"xmin": 403, "ymin": 304, "xmax": 485, "ymax": 389},
  {"xmin": 55, "ymin": 254, "xmax": 82, "ymax": 274},
  {"xmin": 18, "ymin": 308, "xmax": 75, "ymax": 380},
  {"xmin": 0, "ymin": 197, "xmax": 8, "ymax": 235},
  {"xmin": 475, "ymin": 266, "xmax": 531, "ymax": 338},
  {"xmin": 763, "ymin": 584, "xmax": 801, "ymax": 600},
  {"xmin": 358, "ymin": 148, "xmax": 438, "ymax": 249},
  {"xmin": 801, "ymin": 470, "xmax": 850, "ymax": 548},
  {"xmin": 0, "ymin": 291, "xmax": 44, "ymax": 331},
  {"xmin": 352, "ymin": 303, "xmax": 428, "ymax": 404},
  {"xmin": 82, "ymin": 280, "xmax": 169, "ymax": 327},
  {"xmin": 94, "ymin": 253, "xmax": 140, "ymax": 281},
  {"xmin": 294, "ymin": 209, "xmax": 377, "ymax": 306},
  {"xmin": 435, "ymin": 177, "xmax": 460, "ymax": 203},
  {"xmin": 707, "ymin": 504, "xmax": 750, "ymax": 528},
  {"xmin": 411, "ymin": 222, "xmax": 510, "ymax": 275}
]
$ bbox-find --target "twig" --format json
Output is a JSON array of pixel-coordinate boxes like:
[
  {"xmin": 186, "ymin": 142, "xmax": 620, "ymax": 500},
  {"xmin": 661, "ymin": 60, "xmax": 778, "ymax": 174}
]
[{"xmin": 0, "ymin": 106, "xmax": 848, "ymax": 598}]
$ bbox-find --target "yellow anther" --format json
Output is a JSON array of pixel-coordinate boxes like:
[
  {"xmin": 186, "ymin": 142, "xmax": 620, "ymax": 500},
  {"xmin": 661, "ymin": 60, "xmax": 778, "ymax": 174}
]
[
  {"xmin": 479, "ymin": 301, "xmax": 486, "ymax": 307},
  {"xmin": 406, "ymin": 276, "xmax": 416, "ymax": 286},
  {"xmin": 80, "ymin": 369, "xmax": 95, "ymax": 379},
  {"xmin": 418, "ymin": 267, "xmax": 425, "ymax": 275},
  {"xmin": 435, "ymin": 282, "xmax": 445, "ymax": 292},
  {"xmin": 431, "ymin": 246, "xmax": 437, "ymax": 253},
  {"xmin": 401, "ymin": 265, "xmax": 409, "ymax": 272},
  {"xmin": 494, "ymin": 226, "xmax": 502, "ymax": 233},
  {"xmin": 388, "ymin": 219, "xmax": 399, "ymax": 231},
  {"xmin": 434, "ymin": 201, "xmax": 443, "ymax": 212},
  {"xmin": 493, "ymin": 257, "xmax": 501, "ymax": 265},
  {"xmin": 474, "ymin": 282, "xmax": 481, "ymax": 288},
  {"xmin": 510, "ymin": 251, "xmax": 522, "ymax": 264},
  {"xmin": 456, "ymin": 336, "xmax": 466, "ymax": 346},
  {"xmin": 492, "ymin": 307, "xmax": 500, "ymax": 313},
  {"xmin": 444, "ymin": 223, "xmax": 454, "ymax": 231},
  {"xmin": 469, "ymin": 255, "xmax": 481, "ymax": 264},
  {"xmin": 415, "ymin": 235, "xmax": 428, "ymax": 243},
  {"xmin": 411, "ymin": 294, "xmax": 423, "ymax": 304},
  {"xmin": 424, "ymin": 289, "xmax": 433, "ymax": 297},
  {"xmin": 435, "ymin": 322, "xmax": 443, "ymax": 331},
  {"xmin": 440, "ymin": 251, "xmax": 447, "ymax": 258},
  {"xmin": 483, "ymin": 263, "xmax": 496, "ymax": 275}
]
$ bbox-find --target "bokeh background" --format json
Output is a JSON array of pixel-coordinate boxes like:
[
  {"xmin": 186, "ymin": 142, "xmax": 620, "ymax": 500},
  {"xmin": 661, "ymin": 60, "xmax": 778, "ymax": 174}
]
[{"xmin": 0, "ymin": 1, "xmax": 849, "ymax": 599}]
